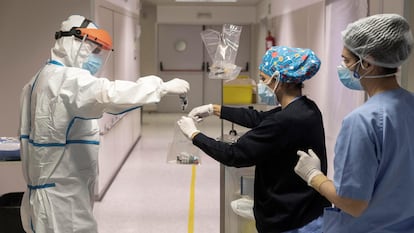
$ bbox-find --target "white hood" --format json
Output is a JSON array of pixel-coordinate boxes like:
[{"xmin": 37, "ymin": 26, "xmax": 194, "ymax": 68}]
[{"xmin": 51, "ymin": 15, "xmax": 97, "ymax": 68}]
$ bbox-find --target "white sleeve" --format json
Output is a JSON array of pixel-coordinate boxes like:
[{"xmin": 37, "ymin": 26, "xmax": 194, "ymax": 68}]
[
  {"xmin": 19, "ymin": 83, "xmax": 32, "ymax": 136},
  {"xmin": 99, "ymin": 75, "xmax": 166, "ymax": 111},
  {"xmin": 61, "ymin": 71, "xmax": 165, "ymax": 118}
]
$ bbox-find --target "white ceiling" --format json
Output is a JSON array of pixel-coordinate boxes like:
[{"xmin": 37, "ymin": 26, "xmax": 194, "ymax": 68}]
[{"xmin": 141, "ymin": 0, "xmax": 263, "ymax": 7}]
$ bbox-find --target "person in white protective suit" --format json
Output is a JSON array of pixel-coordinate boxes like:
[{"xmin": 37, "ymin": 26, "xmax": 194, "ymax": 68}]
[{"xmin": 18, "ymin": 15, "xmax": 189, "ymax": 233}]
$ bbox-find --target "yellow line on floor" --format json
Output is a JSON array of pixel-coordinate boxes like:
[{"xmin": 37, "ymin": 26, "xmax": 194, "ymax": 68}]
[{"xmin": 188, "ymin": 164, "xmax": 196, "ymax": 233}]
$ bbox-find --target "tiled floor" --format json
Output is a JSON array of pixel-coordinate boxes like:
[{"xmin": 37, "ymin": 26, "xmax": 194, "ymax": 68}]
[{"xmin": 93, "ymin": 112, "xmax": 222, "ymax": 233}]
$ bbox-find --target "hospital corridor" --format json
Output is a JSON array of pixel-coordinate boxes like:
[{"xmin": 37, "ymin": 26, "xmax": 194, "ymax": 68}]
[
  {"xmin": 93, "ymin": 112, "xmax": 221, "ymax": 233},
  {"xmin": 1, "ymin": 0, "xmax": 414, "ymax": 233}
]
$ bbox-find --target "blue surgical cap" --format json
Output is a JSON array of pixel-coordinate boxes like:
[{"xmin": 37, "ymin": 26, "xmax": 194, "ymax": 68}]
[{"xmin": 259, "ymin": 46, "xmax": 321, "ymax": 83}]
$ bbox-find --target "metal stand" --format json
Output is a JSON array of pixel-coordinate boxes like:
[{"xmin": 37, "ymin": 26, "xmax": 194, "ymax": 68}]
[{"xmin": 220, "ymin": 78, "xmax": 225, "ymax": 233}]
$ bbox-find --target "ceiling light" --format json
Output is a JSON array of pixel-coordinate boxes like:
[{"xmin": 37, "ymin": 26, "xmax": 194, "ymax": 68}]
[{"xmin": 176, "ymin": 0, "xmax": 237, "ymax": 2}]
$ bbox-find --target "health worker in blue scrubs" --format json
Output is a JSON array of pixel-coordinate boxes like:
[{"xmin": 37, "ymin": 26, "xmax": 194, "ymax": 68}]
[{"xmin": 294, "ymin": 13, "xmax": 414, "ymax": 233}]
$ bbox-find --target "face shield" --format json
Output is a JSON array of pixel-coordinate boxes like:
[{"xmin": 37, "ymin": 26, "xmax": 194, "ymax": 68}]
[
  {"xmin": 55, "ymin": 18, "xmax": 113, "ymax": 76},
  {"xmin": 77, "ymin": 40, "xmax": 112, "ymax": 76}
]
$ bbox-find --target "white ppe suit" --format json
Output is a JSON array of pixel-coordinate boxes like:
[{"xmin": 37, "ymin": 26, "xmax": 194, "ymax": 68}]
[{"xmin": 19, "ymin": 15, "xmax": 189, "ymax": 233}]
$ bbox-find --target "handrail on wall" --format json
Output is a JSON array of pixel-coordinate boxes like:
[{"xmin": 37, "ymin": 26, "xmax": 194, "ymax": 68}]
[{"xmin": 159, "ymin": 62, "xmax": 205, "ymax": 72}]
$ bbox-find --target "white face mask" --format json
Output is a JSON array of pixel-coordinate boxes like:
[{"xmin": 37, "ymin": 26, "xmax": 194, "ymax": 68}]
[
  {"xmin": 257, "ymin": 78, "xmax": 280, "ymax": 106},
  {"xmin": 337, "ymin": 60, "xmax": 396, "ymax": 91},
  {"xmin": 257, "ymin": 80, "xmax": 277, "ymax": 105},
  {"xmin": 337, "ymin": 61, "xmax": 363, "ymax": 90},
  {"xmin": 82, "ymin": 53, "xmax": 103, "ymax": 75}
]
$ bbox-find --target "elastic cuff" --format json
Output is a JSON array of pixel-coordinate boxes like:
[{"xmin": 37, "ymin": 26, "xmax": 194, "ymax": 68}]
[
  {"xmin": 310, "ymin": 174, "xmax": 330, "ymax": 192},
  {"xmin": 207, "ymin": 104, "xmax": 215, "ymax": 116},
  {"xmin": 190, "ymin": 130, "xmax": 201, "ymax": 140}
]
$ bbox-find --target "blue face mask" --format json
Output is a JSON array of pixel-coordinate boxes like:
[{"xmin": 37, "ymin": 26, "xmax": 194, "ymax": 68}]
[
  {"xmin": 257, "ymin": 80, "xmax": 278, "ymax": 105},
  {"xmin": 82, "ymin": 54, "xmax": 103, "ymax": 75},
  {"xmin": 337, "ymin": 62, "xmax": 363, "ymax": 91}
]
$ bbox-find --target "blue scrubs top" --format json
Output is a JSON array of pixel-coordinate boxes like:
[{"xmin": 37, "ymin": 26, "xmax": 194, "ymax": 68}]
[{"xmin": 323, "ymin": 88, "xmax": 414, "ymax": 233}]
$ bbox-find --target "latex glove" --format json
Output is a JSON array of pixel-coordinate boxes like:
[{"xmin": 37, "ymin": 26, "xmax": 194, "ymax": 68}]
[
  {"xmin": 188, "ymin": 104, "xmax": 214, "ymax": 121},
  {"xmin": 295, "ymin": 149, "xmax": 323, "ymax": 186},
  {"xmin": 177, "ymin": 116, "xmax": 200, "ymax": 139},
  {"xmin": 160, "ymin": 78, "xmax": 190, "ymax": 95}
]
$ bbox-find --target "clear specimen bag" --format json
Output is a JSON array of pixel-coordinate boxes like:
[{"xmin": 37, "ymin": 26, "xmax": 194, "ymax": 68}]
[
  {"xmin": 167, "ymin": 123, "xmax": 201, "ymax": 165},
  {"xmin": 201, "ymin": 24, "xmax": 243, "ymax": 80}
]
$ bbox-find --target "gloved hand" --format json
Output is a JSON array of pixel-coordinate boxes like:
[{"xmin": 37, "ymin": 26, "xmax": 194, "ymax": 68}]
[
  {"xmin": 177, "ymin": 116, "xmax": 200, "ymax": 139},
  {"xmin": 160, "ymin": 78, "xmax": 190, "ymax": 95},
  {"xmin": 295, "ymin": 149, "xmax": 323, "ymax": 186},
  {"xmin": 188, "ymin": 104, "xmax": 214, "ymax": 121}
]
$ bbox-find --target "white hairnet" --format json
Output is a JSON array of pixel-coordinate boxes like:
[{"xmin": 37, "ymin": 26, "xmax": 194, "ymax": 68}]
[{"xmin": 342, "ymin": 14, "xmax": 413, "ymax": 68}]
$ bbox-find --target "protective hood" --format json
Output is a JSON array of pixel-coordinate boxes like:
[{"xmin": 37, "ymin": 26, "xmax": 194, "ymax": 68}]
[{"xmin": 51, "ymin": 15, "xmax": 99, "ymax": 68}]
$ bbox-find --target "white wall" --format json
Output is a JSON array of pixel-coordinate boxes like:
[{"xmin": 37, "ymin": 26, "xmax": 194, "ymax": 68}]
[
  {"xmin": 0, "ymin": 0, "xmax": 142, "ymax": 200},
  {"xmin": 0, "ymin": 0, "xmax": 92, "ymax": 136},
  {"xmin": 102, "ymin": 0, "xmax": 141, "ymax": 15},
  {"xmin": 157, "ymin": 5, "xmax": 256, "ymax": 24},
  {"xmin": 269, "ymin": 0, "xmax": 324, "ymax": 16},
  {"xmin": 139, "ymin": 3, "xmax": 160, "ymax": 112},
  {"xmin": 253, "ymin": 0, "xmax": 325, "ymax": 82},
  {"xmin": 404, "ymin": 0, "xmax": 414, "ymax": 92},
  {"xmin": 367, "ymin": 0, "xmax": 414, "ymax": 92},
  {"xmin": 140, "ymin": 3, "xmax": 158, "ymax": 76},
  {"xmin": 0, "ymin": 0, "xmax": 141, "ymax": 136}
]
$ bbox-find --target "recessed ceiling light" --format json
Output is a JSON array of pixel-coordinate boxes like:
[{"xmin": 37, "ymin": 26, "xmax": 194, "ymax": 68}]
[{"xmin": 176, "ymin": 0, "xmax": 237, "ymax": 2}]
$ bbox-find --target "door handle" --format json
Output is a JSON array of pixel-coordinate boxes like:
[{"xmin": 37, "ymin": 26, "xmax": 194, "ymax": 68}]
[{"xmin": 159, "ymin": 61, "xmax": 205, "ymax": 72}]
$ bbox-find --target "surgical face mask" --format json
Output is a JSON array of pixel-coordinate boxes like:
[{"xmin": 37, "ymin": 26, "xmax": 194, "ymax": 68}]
[
  {"xmin": 82, "ymin": 53, "xmax": 103, "ymax": 75},
  {"xmin": 75, "ymin": 37, "xmax": 111, "ymax": 76},
  {"xmin": 257, "ymin": 80, "xmax": 278, "ymax": 106},
  {"xmin": 337, "ymin": 61, "xmax": 397, "ymax": 91},
  {"xmin": 337, "ymin": 62, "xmax": 364, "ymax": 90}
]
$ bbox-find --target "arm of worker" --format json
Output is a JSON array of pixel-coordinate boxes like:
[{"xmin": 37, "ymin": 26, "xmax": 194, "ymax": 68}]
[
  {"xmin": 189, "ymin": 103, "xmax": 280, "ymax": 130},
  {"xmin": 294, "ymin": 149, "xmax": 369, "ymax": 217},
  {"xmin": 63, "ymin": 74, "xmax": 189, "ymax": 118},
  {"xmin": 177, "ymin": 115, "xmax": 260, "ymax": 167}
]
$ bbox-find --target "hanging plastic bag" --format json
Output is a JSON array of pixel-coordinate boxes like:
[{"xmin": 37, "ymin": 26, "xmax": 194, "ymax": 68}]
[
  {"xmin": 167, "ymin": 123, "xmax": 201, "ymax": 165},
  {"xmin": 201, "ymin": 24, "xmax": 242, "ymax": 80}
]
